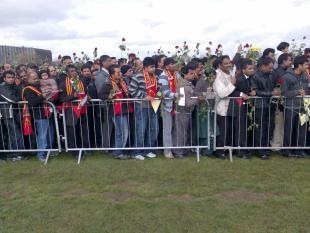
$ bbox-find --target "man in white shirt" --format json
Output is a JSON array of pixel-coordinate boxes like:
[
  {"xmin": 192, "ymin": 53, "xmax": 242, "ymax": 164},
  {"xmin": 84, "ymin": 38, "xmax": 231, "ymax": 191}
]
[{"xmin": 213, "ymin": 55, "xmax": 236, "ymax": 159}]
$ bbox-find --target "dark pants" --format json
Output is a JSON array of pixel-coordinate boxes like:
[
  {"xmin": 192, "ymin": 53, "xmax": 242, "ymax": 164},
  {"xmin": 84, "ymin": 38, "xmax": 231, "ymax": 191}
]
[
  {"xmin": 254, "ymin": 107, "xmax": 273, "ymax": 155},
  {"xmin": 283, "ymin": 108, "xmax": 307, "ymax": 153},
  {"xmin": 232, "ymin": 106, "xmax": 249, "ymax": 155},
  {"xmin": 87, "ymin": 104, "xmax": 102, "ymax": 148},
  {"xmin": 125, "ymin": 112, "xmax": 135, "ymax": 154},
  {"xmin": 66, "ymin": 115, "xmax": 90, "ymax": 150},
  {"xmin": 2, "ymin": 118, "xmax": 24, "ymax": 157},
  {"xmin": 216, "ymin": 115, "xmax": 232, "ymax": 154},
  {"xmin": 99, "ymin": 106, "xmax": 114, "ymax": 149}
]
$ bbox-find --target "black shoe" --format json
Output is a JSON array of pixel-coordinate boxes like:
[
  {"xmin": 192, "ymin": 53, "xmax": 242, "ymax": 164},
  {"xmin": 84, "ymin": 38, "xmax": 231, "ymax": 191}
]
[
  {"xmin": 216, "ymin": 153, "xmax": 227, "ymax": 160},
  {"xmin": 260, "ymin": 154, "xmax": 270, "ymax": 160},
  {"xmin": 295, "ymin": 151, "xmax": 307, "ymax": 158},
  {"xmin": 241, "ymin": 155, "xmax": 251, "ymax": 160},
  {"xmin": 175, "ymin": 155, "xmax": 185, "ymax": 159},
  {"xmin": 236, "ymin": 152, "xmax": 251, "ymax": 159},
  {"xmin": 282, "ymin": 152, "xmax": 298, "ymax": 158}
]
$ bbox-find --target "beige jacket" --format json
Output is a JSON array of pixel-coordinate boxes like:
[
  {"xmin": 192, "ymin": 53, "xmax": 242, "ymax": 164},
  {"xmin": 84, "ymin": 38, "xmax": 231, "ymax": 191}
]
[{"xmin": 213, "ymin": 69, "xmax": 235, "ymax": 116}]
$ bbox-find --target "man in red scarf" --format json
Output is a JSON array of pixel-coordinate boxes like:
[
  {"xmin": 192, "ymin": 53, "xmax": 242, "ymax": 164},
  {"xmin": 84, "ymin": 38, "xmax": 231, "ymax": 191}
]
[
  {"xmin": 23, "ymin": 71, "xmax": 54, "ymax": 162},
  {"xmin": 158, "ymin": 58, "xmax": 182, "ymax": 159},
  {"xmin": 128, "ymin": 57, "xmax": 159, "ymax": 160},
  {"xmin": 58, "ymin": 64, "xmax": 90, "ymax": 159},
  {"xmin": 109, "ymin": 64, "xmax": 133, "ymax": 159}
]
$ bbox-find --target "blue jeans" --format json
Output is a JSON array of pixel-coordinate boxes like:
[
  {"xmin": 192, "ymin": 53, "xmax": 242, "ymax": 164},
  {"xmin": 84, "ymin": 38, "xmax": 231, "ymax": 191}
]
[
  {"xmin": 133, "ymin": 105, "xmax": 158, "ymax": 156},
  {"xmin": 35, "ymin": 119, "xmax": 54, "ymax": 159},
  {"xmin": 113, "ymin": 114, "xmax": 129, "ymax": 156}
]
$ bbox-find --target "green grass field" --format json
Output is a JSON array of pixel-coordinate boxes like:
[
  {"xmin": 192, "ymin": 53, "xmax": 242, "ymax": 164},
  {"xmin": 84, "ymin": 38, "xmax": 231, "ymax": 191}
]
[{"xmin": 0, "ymin": 153, "xmax": 309, "ymax": 233}]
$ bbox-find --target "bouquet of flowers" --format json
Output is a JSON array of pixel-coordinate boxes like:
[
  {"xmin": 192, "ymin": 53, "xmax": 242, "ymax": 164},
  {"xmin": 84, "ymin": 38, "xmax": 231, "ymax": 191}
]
[
  {"xmin": 247, "ymin": 46, "xmax": 262, "ymax": 65},
  {"xmin": 300, "ymin": 97, "xmax": 310, "ymax": 127},
  {"xmin": 290, "ymin": 36, "xmax": 307, "ymax": 57}
]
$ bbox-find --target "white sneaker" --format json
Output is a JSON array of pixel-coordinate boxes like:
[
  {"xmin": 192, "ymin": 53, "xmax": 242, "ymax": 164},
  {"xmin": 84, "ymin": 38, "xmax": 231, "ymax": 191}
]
[
  {"xmin": 164, "ymin": 153, "xmax": 174, "ymax": 159},
  {"xmin": 134, "ymin": 155, "xmax": 145, "ymax": 160},
  {"xmin": 145, "ymin": 152, "xmax": 157, "ymax": 158}
]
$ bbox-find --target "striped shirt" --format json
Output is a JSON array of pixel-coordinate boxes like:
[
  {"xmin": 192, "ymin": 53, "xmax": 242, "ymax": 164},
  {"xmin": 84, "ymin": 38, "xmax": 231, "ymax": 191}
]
[{"xmin": 128, "ymin": 72, "xmax": 150, "ymax": 108}]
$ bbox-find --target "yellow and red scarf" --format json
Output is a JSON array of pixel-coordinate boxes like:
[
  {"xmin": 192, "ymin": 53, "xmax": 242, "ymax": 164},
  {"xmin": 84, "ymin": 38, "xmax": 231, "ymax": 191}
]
[
  {"xmin": 143, "ymin": 69, "xmax": 157, "ymax": 98},
  {"xmin": 110, "ymin": 77, "xmax": 129, "ymax": 98},
  {"xmin": 165, "ymin": 70, "xmax": 177, "ymax": 115},
  {"xmin": 21, "ymin": 86, "xmax": 51, "ymax": 135},
  {"xmin": 62, "ymin": 77, "xmax": 87, "ymax": 117},
  {"xmin": 165, "ymin": 70, "xmax": 177, "ymax": 93},
  {"xmin": 110, "ymin": 77, "xmax": 133, "ymax": 115}
]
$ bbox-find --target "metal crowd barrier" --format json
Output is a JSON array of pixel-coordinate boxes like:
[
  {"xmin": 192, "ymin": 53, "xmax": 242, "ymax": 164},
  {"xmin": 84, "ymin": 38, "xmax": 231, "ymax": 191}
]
[
  {"xmin": 0, "ymin": 101, "xmax": 61, "ymax": 164},
  {"xmin": 214, "ymin": 96, "xmax": 310, "ymax": 161},
  {"xmin": 61, "ymin": 98, "xmax": 213, "ymax": 164},
  {"xmin": 1, "ymin": 95, "xmax": 309, "ymax": 165}
]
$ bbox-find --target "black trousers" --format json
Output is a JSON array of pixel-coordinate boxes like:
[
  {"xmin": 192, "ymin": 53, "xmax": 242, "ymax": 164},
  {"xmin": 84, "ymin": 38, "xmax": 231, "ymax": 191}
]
[
  {"xmin": 87, "ymin": 104, "xmax": 102, "ymax": 148},
  {"xmin": 283, "ymin": 108, "xmax": 307, "ymax": 151},
  {"xmin": 216, "ymin": 115, "xmax": 232, "ymax": 154},
  {"xmin": 231, "ymin": 106, "xmax": 248, "ymax": 154},
  {"xmin": 99, "ymin": 106, "xmax": 114, "ymax": 149},
  {"xmin": 66, "ymin": 115, "xmax": 90, "ymax": 149},
  {"xmin": 254, "ymin": 107, "xmax": 273, "ymax": 155}
]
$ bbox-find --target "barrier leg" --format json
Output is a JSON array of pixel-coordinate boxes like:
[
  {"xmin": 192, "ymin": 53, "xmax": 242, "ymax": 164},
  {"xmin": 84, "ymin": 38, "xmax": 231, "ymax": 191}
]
[
  {"xmin": 229, "ymin": 148, "xmax": 233, "ymax": 163},
  {"xmin": 44, "ymin": 151, "xmax": 51, "ymax": 165},
  {"xmin": 196, "ymin": 147, "xmax": 200, "ymax": 163},
  {"xmin": 77, "ymin": 150, "xmax": 82, "ymax": 165}
]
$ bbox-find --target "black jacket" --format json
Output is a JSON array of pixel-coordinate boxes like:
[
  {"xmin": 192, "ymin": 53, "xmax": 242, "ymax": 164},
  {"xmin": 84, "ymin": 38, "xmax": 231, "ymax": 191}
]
[
  {"xmin": 251, "ymin": 70, "xmax": 276, "ymax": 108},
  {"xmin": 23, "ymin": 84, "xmax": 47, "ymax": 120},
  {"xmin": 227, "ymin": 74, "xmax": 251, "ymax": 116},
  {"xmin": 0, "ymin": 83, "xmax": 22, "ymax": 119},
  {"xmin": 82, "ymin": 77, "xmax": 98, "ymax": 99},
  {"xmin": 273, "ymin": 66, "xmax": 290, "ymax": 86},
  {"xmin": 281, "ymin": 69, "xmax": 308, "ymax": 109},
  {"xmin": 94, "ymin": 69, "xmax": 112, "ymax": 101}
]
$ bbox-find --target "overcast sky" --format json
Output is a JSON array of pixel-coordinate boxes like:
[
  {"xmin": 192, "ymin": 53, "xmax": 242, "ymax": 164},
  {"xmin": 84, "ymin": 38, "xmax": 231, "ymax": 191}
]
[{"xmin": 0, "ymin": 0, "xmax": 309, "ymax": 60}]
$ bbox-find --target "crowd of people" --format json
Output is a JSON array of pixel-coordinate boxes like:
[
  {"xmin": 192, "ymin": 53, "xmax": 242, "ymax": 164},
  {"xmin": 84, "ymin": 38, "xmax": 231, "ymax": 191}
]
[{"xmin": 0, "ymin": 41, "xmax": 310, "ymax": 162}]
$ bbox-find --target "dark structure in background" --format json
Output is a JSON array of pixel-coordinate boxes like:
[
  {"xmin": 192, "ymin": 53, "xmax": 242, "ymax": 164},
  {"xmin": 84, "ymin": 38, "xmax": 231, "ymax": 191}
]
[{"xmin": 0, "ymin": 45, "xmax": 52, "ymax": 64}]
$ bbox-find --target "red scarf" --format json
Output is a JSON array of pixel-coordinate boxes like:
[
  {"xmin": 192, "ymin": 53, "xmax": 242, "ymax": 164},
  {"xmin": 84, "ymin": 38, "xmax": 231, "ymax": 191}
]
[
  {"xmin": 62, "ymin": 77, "xmax": 87, "ymax": 118},
  {"xmin": 143, "ymin": 69, "xmax": 157, "ymax": 98},
  {"xmin": 21, "ymin": 86, "xmax": 51, "ymax": 135},
  {"xmin": 110, "ymin": 77, "xmax": 129, "ymax": 98},
  {"xmin": 165, "ymin": 70, "xmax": 177, "ymax": 93},
  {"xmin": 110, "ymin": 77, "xmax": 133, "ymax": 115},
  {"xmin": 165, "ymin": 70, "xmax": 177, "ymax": 115}
]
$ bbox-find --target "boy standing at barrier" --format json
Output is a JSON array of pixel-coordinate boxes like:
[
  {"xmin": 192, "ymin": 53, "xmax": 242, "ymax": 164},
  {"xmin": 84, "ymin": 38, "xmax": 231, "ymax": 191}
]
[
  {"xmin": 22, "ymin": 72, "xmax": 54, "ymax": 162},
  {"xmin": 227, "ymin": 59, "xmax": 255, "ymax": 159},
  {"xmin": 59, "ymin": 64, "xmax": 90, "ymax": 159},
  {"xmin": 251, "ymin": 57, "xmax": 280, "ymax": 160},
  {"xmin": 129, "ymin": 57, "xmax": 159, "ymax": 160},
  {"xmin": 159, "ymin": 58, "xmax": 182, "ymax": 159},
  {"xmin": 0, "ymin": 70, "xmax": 24, "ymax": 161}
]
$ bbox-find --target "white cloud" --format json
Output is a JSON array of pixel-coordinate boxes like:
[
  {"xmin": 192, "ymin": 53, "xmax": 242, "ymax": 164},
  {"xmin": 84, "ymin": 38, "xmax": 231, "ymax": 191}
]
[{"xmin": 0, "ymin": 0, "xmax": 309, "ymax": 60}]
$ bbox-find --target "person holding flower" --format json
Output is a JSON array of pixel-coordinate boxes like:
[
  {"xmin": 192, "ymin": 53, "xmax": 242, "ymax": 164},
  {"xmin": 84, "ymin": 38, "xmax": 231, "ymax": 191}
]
[
  {"xmin": 58, "ymin": 64, "xmax": 90, "ymax": 159},
  {"xmin": 281, "ymin": 55, "xmax": 309, "ymax": 158}
]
